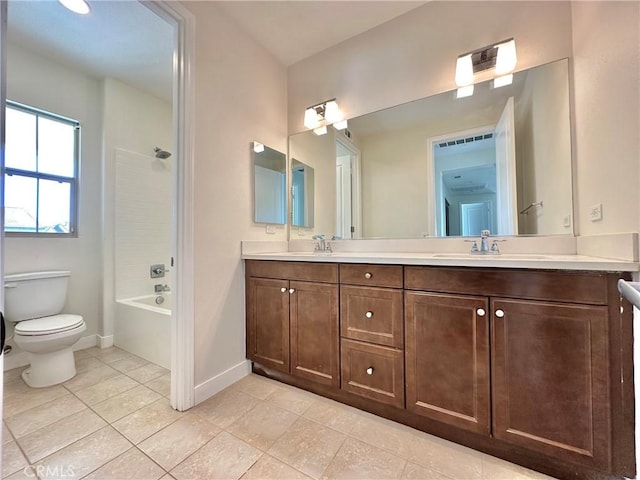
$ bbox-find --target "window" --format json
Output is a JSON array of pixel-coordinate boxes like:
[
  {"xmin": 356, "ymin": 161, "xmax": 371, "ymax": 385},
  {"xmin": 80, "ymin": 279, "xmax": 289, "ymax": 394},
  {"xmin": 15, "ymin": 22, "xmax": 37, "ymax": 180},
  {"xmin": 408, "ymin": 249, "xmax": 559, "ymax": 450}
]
[{"xmin": 4, "ymin": 102, "xmax": 79, "ymax": 235}]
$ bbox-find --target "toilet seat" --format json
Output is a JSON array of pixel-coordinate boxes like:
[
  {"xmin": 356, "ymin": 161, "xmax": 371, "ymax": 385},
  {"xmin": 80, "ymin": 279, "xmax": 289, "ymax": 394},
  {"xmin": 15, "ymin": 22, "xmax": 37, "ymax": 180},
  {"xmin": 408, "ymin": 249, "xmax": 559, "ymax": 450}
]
[{"xmin": 15, "ymin": 314, "xmax": 84, "ymax": 336}]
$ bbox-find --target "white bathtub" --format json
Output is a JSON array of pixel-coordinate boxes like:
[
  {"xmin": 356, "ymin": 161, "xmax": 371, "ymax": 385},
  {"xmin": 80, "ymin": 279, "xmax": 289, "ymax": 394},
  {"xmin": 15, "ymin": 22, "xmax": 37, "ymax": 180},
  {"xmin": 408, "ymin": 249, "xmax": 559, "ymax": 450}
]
[{"xmin": 115, "ymin": 294, "xmax": 171, "ymax": 369}]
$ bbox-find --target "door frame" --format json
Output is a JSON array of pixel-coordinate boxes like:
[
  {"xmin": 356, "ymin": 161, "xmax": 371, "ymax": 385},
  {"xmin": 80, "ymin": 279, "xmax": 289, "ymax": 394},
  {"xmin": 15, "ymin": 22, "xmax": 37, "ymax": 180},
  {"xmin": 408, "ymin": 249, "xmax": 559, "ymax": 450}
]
[
  {"xmin": 426, "ymin": 124, "xmax": 494, "ymax": 237},
  {"xmin": 143, "ymin": 1, "xmax": 196, "ymax": 411},
  {"xmin": 335, "ymin": 134, "xmax": 362, "ymax": 238}
]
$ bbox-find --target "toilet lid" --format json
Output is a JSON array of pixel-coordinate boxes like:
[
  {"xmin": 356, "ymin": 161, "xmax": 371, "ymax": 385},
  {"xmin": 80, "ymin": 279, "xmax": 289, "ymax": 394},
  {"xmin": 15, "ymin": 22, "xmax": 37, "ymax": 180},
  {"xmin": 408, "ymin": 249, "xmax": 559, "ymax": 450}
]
[{"xmin": 15, "ymin": 314, "xmax": 85, "ymax": 336}]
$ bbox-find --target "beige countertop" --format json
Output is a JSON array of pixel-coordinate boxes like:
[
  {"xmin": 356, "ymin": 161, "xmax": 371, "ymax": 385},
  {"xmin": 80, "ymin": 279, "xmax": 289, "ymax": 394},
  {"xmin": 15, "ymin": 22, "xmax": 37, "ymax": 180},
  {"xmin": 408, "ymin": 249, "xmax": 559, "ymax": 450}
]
[{"xmin": 241, "ymin": 251, "xmax": 639, "ymax": 272}]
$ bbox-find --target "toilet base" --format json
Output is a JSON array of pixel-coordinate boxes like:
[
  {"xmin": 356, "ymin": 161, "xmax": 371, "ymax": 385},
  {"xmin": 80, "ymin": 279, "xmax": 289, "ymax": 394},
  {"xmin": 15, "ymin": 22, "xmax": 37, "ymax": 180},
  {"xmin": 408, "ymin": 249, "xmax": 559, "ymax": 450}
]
[{"xmin": 22, "ymin": 346, "xmax": 77, "ymax": 388}]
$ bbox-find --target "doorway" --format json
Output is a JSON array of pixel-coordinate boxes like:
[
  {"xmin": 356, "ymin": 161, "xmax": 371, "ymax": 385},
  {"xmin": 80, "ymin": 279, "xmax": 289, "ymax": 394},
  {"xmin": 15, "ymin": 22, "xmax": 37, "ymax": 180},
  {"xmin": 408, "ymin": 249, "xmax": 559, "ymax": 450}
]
[{"xmin": 335, "ymin": 135, "xmax": 361, "ymax": 239}]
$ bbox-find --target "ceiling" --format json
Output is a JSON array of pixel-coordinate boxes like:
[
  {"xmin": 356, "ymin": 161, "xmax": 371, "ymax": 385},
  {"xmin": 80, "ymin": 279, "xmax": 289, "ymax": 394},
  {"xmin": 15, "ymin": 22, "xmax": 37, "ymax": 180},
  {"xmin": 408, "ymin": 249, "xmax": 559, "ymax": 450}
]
[{"xmin": 7, "ymin": 1, "xmax": 426, "ymax": 101}]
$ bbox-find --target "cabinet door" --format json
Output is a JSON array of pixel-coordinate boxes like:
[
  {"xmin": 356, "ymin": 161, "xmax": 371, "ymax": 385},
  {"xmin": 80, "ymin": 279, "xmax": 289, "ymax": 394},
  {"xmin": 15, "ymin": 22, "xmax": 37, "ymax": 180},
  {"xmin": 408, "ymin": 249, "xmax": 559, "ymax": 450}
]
[
  {"xmin": 246, "ymin": 277, "xmax": 290, "ymax": 373},
  {"xmin": 290, "ymin": 281, "xmax": 339, "ymax": 387},
  {"xmin": 492, "ymin": 299, "xmax": 610, "ymax": 470},
  {"xmin": 405, "ymin": 292, "xmax": 490, "ymax": 435}
]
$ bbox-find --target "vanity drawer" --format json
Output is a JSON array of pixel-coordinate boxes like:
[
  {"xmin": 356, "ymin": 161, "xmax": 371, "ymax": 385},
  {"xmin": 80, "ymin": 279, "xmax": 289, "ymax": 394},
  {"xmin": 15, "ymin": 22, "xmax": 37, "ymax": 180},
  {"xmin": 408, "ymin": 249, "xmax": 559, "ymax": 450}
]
[
  {"xmin": 341, "ymin": 339, "xmax": 404, "ymax": 408},
  {"xmin": 340, "ymin": 285, "xmax": 403, "ymax": 347},
  {"xmin": 246, "ymin": 260, "xmax": 338, "ymax": 283},
  {"xmin": 340, "ymin": 264, "xmax": 403, "ymax": 288}
]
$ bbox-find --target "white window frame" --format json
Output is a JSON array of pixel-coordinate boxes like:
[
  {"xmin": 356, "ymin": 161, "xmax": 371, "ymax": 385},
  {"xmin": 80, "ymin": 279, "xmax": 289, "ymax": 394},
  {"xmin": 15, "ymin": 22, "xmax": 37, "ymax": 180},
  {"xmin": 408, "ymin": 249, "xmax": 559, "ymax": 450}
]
[{"xmin": 4, "ymin": 100, "xmax": 79, "ymax": 237}]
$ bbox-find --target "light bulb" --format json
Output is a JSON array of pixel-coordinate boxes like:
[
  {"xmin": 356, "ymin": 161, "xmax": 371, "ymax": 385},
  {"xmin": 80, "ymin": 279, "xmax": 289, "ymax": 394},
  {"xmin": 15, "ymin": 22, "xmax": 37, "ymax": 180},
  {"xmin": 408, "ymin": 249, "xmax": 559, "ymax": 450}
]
[
  {"xmin": 333, "ymin": 120, "xmax": 348, "ymax": 130},
  {"xmin": 455, "ymin": 54, "xmax": 473, "ymax": 87},
  {"xmin": 324, "ymin": 101, "xmax": 342, "ymax": 123},
  {"xmin": 493, "ymin": 74, "xmax": 513, "ymax": 88},
  {"xmin": 304, "ymin": 107, "xmax": 319, "ymax": 129},
  {"xmin": 495, "ymin": 39, "xmax": 517, "ymax": 75},
  {"xmin": 313, "ymin": 125, "xmax": 328, "ymax": 136},
  {"xmin": 456, "ymin": 85, "xmax": 474, "ymax": 99}
]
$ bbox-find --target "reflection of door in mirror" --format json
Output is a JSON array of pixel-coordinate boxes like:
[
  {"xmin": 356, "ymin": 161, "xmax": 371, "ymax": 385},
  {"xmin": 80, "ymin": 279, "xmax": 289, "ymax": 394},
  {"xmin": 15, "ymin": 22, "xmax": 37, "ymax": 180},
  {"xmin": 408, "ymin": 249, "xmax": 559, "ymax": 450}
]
[
  {"xmin": 495, "ymin": 97, "xmax": 517, "ymax": 235},
  {"xmin": 335, "ymin": 136, "xmax": 361, "ymax": 239},
  {"xmin": 254, "ymin": 144, "xmax": 286, "ymax": 224},
  {"xmin": 432, "ymin": 126, "xmax": 498, "ymax": 237},
  {"xmin": 291, "ymin": 159, "xmax": 314, "ymax": 228}
]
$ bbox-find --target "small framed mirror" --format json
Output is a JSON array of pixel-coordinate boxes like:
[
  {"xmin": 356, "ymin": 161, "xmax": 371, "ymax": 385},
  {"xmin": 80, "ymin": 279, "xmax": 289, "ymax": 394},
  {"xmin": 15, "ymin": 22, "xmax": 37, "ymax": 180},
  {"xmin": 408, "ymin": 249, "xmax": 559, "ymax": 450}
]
[
  {"xmin": 291, "ymin": 159, "xmax": 314, "ymax": 228},
  {"xmin": 253, "ymin": 143, "xmax": 286, "ymax": 224}
]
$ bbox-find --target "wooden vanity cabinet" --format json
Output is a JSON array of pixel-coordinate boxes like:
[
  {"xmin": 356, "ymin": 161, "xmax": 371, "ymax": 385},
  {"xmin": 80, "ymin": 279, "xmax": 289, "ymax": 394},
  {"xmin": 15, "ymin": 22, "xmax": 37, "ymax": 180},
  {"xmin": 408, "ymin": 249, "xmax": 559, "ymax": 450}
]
[
  {"xmin": 404, "ymin": 291, "xmax": 490, "ymax": 435},
  {"xmin": 245, "ymin": 260, "xmax": 339, "ymax": 387}
]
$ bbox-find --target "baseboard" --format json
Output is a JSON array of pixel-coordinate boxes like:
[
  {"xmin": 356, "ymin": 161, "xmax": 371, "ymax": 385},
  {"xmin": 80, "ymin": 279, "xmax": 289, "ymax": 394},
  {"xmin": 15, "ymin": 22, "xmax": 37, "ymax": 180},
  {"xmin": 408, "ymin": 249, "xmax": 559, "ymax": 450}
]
[
  {"xmin": 3, "ymin": 334, "xmax": 98, "ymax": 371},
  {"xmin": 97, "ymin": 334, "xmax": 114, "ymax": 348},
  {"xmin": 194, "ymin": 360, "xmax": 251, "ymax": 405}
]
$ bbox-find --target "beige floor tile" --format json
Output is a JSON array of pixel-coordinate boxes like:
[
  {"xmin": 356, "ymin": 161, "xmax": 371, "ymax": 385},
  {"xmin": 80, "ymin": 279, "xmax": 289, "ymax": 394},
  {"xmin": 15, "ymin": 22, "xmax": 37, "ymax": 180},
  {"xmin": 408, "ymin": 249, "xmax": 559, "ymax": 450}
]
[
  {"xmin": 145, "ymin": 373, "xmax": 171, "ymax": 397},
  {"xmin": 481, "ymin": 454, "xmax": 556, "ymax": 480},
  {"xmin": 268, "ymin": 417, "xmax": 346, "ymax": 479},
  {"xmin": 35, "ymin": 426, "xmax": 132, "ymax": 480},
  {"xmin": 344, "ymin": 412, "xmax": 421, "ymax": 459},
  {"xmin": 406, "ymin": 433, "xmax": 483, "ymax": 480},
  {"xmin": 138, "ymin": 413, "xmax": 220, "ymax": 470},
  {"xmin": 91, "ymin": 385, "xmax": 161, "ymax": 423},
  {"xmin": 171, "ymin": 431, "xmax": 261, "ymax": 480},
  {"xmin": 2, "ymin": 440, "xmax": 29, "ymax": 478},
  {"xmin": 322, "ymin": 437, "xmax": 407, "ymax": 480},
  {"xmin": 227, "ymin": 402, "xmax": 298, "ymax": 450},
  {"xmin": 160, "ymin": 475, "xmax": 176, "ymax": 480},
  {"xmin": 4, "ymin": 468, "xmax": 38, "ymax": 479},
  {"xmin": 63, "ymin": 364, "xmax": 120, "ymax": 392},
  {"xmin": 402, "ymin": 462, "xmax": 456, "ymax": 480},
  {"xmin": 191, "ymin": 387, "xmax": 259, "ymax": 429},
  {"xmin": 242, "ymin": 454, "xmax": 312, "ymax": 480},
  {"xmin": 5, "ymin": 393, "xmax": 87, "ymax": 438},
  {"xmin": 3, "ymin": 381, "xmax": 68, "ymax": 417},
  {"xmin": 85, "ymin": 346, "xmax": 132, "ymax": 363},
  {"xmin": 267, "ymin": 386, "xmax": 317, "ymax": 415},
  {"xmin": 3, "ymin": 367, "xmax": 26, "ymax": 384},
  {"xmin": 75, "ymin": 355, "xmax": 106, "ymax": 374},
  {"xmin": 231, "ymin": 374, "xmax": 283, "ymax": 400},
  {"xmin": 303, "ymin": 398, "xmax": 360, "ymax": 434},
  {"xmin": 73, "ymin": 348, "xmax": 92, "ymax": 360},
  {"xmin": 109, "ymin": 355, "xmax": 150, "ymax": 373},
  {"xmin": 74, "ymin": 374, "xmax": 139, "ymax": 406},
  {"xmin": 112, "ymin": 399, "xmax": 184, "ymax": 445},
  {"xmin": 83, "ymin": 447, "xmax": 165, "ymax": 480},
  {"xmin": 126, "ymin": 364, "xmax": 169, "ymax": 384},
  {"xmin": 3, "ymin": 421, "xmax": 15, "ymax": 444},
  {"xmin": 16, "ymin": 408, "xmax": 107, "ymax": 463}
]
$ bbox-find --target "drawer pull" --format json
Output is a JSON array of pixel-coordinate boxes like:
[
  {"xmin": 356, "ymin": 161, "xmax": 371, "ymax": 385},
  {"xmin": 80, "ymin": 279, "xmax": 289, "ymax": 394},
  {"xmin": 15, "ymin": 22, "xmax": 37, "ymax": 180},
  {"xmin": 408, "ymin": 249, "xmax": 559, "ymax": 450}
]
[
  {"xmin": 289, "ymin": 288, "xmax": 295, "ymax": 294},
  {"xmin": 365, "ymin": 311, "xmax": 374, "ymax": 319},
  {"xmin": 366, "ymin": 367, "xmax": 374, "ymax": 375},
  {"xmin": 364, "ymin": 272, "xmax": 372, "ymax": 279},
  {"xmin": 476, "ymin": 308, "xmax": 485, "ymax": 317},
  {"xmin": 495, "ymin": 309, "xmax": 505, "ymax": 318},
  {"xmin": 280, "ymin": 287, "xmax": 287, "ymax": 293}
]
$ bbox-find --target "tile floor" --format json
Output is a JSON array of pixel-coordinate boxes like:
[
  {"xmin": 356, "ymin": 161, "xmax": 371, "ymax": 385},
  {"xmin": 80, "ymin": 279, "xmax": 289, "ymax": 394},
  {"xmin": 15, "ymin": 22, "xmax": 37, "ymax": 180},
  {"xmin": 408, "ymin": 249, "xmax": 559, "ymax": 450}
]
[{"xmin": 2, "ymin": 347, "xmax": 555, "ymax": 480}]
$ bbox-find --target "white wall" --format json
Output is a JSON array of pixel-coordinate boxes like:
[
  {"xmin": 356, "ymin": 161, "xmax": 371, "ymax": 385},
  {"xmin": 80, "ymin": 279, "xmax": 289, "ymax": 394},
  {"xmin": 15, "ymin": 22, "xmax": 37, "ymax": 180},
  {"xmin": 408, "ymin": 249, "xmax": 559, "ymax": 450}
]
[
  {"xmin": 288, "ymin": 1, "xmax": 573, "ymax": 134},
  {"xmin": 180, "ymin": 1, "xmax": 288, "ymax": 389},
  {"xmin": 101, "ymin": 78, "xmax": 173, "ymax": 339},
  {"xmin": 4, "ymin": 43, "xmax": 103, "ymax": 350},
  {"xmin": 571, "ymin": 2, "xmax": 640, "ymax": 236}
]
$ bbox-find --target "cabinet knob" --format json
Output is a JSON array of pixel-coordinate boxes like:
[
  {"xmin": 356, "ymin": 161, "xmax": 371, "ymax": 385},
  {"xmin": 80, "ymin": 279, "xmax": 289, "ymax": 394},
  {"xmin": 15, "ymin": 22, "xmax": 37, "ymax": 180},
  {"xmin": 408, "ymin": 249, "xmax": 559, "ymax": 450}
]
[
  {"xmin": 365, "ymin": 311, "xmax": 373, "ymax": 319},
  {"xmin": 280, "ymin": 287, "xmax": 287, "ymax": 293},
  {"xmin": 495, "ymin": 309, "xmax": 505, "ymax": 318},
  {"xmin": 476, "ymin": 308, "xmax": 486, "ymax": 317},
  {"xmin": 364, "ymin": 272, "xmax": 372, "ymax": 279},
  {"xmin": 289, "ymin": 288, "xmax": 295, "ymax": 294},
  {"xmin": 366, "ymin": 367, "xmax": 374, "ymax": 375}
]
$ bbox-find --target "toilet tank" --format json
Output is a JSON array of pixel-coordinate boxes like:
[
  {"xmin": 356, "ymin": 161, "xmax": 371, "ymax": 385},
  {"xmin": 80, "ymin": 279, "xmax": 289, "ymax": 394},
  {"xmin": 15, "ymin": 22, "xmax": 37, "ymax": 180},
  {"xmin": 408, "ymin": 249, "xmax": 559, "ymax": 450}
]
[{"xmin": 4, "ymin": 271, "xmax": 71, "ymax": 323}]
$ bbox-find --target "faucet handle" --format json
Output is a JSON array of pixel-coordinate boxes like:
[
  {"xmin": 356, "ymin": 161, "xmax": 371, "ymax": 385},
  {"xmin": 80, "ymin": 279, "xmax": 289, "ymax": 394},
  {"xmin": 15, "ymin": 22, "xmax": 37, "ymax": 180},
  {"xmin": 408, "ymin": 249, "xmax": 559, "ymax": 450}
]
[
  {"xmin": 464, "ymin": 240, "xmax": 479, "ymax": 252},
  {"xmin": 490, "ymin": 239, "xmax": 506, "ymax": 253},
  {"xmin": 312, "ymin": 234, "xmax": 325, "ymax": 240}
]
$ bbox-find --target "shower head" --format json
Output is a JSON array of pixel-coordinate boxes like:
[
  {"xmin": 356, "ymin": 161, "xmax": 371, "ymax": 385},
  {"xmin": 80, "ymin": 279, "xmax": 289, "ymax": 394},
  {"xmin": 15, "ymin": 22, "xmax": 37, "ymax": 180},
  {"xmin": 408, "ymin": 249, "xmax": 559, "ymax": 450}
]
[{"xmin": 154, "ymin": 147, "xmax": 172, "ymax": 159}]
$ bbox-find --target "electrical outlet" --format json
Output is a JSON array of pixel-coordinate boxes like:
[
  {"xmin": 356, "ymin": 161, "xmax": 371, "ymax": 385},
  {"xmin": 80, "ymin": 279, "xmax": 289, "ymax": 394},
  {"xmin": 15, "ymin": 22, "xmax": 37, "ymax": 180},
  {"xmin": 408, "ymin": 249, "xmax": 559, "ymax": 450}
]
[
  {"xmin": 589, "ymin": 203, "xmax": 603, "ymax": 222},
  {"xmin": 265, "ymin": 224, "xmax": 276, "ymax": 234}
]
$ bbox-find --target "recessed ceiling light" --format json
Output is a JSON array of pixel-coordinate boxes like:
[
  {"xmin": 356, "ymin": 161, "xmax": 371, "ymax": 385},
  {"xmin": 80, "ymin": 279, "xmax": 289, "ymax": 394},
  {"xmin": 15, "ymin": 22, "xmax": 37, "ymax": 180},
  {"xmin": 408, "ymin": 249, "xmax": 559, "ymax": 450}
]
[{"xmin": 59, "ymin": 0, "xmax": 90, "ymax": 15}]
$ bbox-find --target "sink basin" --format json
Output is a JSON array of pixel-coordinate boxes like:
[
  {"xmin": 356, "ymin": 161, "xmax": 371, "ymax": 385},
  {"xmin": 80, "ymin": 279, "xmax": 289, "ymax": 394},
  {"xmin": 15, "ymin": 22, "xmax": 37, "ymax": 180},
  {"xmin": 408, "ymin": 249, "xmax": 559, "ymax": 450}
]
[{"xmin": 433, "ymin": 253, "xmax": 550, "ymax": 260}]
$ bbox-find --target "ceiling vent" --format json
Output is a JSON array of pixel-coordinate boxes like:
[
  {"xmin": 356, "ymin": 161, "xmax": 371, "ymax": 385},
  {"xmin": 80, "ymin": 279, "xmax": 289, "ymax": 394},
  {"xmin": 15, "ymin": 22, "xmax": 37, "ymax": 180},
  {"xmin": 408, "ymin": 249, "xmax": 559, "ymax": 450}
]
[{"xmin": 437, "ymin": 132, "xmax": 493, "ymax": 149}]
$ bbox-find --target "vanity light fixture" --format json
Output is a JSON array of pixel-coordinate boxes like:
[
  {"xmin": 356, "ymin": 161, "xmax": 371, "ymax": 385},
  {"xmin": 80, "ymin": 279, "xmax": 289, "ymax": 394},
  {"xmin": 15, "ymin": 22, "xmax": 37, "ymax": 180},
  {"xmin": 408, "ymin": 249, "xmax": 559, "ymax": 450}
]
[
  {"xmin": 333, "ymin": 119, "xmax": 348, "ymax": 130},
  {"xmin": 59, "ymin": 0, "xmax": 90, "ymax": 14},
  {"xmin": 454, "ymin": 38, "xmax": 517, "ymax": 96},
  {"xmin": 253, "ymin": 142, "xmax": 264, "ymax": 153},
  {"xmin": 304, "ymin": 98, "xmax": 344, "ymax": 132},
  {"xmin": 313, "ymin": 125, "xmax": 328, "ymax": 136},
  {"xmin": 456, "ymin": 85, "xmax": 474, "ymax": 99}
]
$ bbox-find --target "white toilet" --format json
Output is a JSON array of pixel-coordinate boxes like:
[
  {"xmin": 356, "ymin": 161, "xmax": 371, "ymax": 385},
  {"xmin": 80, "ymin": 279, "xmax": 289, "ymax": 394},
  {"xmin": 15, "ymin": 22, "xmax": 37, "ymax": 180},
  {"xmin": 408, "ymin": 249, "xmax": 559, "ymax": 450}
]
[{"xmin": 4, "ymin": 271, "xmax": 86, "ymax": 388}]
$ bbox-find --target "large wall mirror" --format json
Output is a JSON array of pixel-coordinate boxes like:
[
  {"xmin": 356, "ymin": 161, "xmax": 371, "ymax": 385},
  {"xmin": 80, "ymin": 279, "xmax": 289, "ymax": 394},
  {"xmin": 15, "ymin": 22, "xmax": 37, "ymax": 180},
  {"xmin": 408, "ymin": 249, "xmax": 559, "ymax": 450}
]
[
  {"xmin": 288, "ymin": 58, "xmax": 572, "ymax": 239},
  {"xmin": 253, "ymin": 143, "xmax": 286, "ymax": 224}
]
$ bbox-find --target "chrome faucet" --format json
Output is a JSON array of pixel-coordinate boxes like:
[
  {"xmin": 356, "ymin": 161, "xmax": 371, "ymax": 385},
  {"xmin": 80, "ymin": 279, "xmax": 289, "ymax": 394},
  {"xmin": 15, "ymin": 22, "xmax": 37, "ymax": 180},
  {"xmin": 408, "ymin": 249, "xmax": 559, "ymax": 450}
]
[
  {"xmin": 468, "ymin": 230, "xmax": 503, "ymax": 255},
  {"xmin": 154, "ymin": 284, "xmax": 171, "ymax": 293},
  {"xmin": 312, "ymin": 234, "xmax": 332, "ymax": 254}
]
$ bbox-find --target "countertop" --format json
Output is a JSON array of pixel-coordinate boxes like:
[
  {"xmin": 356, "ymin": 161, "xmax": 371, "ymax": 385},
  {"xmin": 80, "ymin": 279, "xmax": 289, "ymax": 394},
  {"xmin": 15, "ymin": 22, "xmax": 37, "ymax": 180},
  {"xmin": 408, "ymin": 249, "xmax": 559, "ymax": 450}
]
[{"xmin": 241, "ymin": 251, "xmax": 640, "ymax": 272}]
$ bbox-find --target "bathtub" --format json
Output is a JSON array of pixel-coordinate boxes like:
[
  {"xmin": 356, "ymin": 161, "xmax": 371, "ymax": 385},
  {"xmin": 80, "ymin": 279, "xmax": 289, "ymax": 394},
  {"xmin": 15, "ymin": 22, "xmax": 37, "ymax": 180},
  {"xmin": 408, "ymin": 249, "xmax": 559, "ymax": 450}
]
[{"xmin": 115, "ymin": 294, "xmax": 171, "ymax": 369}]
